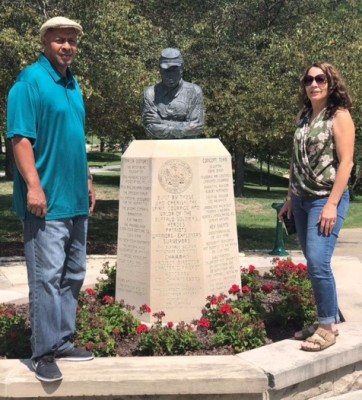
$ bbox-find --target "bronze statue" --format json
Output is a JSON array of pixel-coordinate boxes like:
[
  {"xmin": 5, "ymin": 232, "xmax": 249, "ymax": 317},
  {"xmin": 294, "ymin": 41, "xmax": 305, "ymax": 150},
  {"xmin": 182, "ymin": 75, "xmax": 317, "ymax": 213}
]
[{"xmin": 143, "ymin": 48, "xmax": 205, "ymax": 139}]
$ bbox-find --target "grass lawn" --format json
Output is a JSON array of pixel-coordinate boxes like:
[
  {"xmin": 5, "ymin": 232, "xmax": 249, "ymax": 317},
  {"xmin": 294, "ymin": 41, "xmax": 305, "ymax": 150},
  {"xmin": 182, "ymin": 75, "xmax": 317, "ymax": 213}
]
[{"xmin": 1, "ymin": 151, "xmax": 361, "ymax": 256}]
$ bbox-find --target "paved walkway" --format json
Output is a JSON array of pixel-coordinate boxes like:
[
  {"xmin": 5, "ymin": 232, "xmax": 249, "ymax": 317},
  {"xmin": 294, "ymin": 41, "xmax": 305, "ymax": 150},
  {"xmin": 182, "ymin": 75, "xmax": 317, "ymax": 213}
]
[{"xmin": 1, "ymin": 228, "xmax": 361, "ymax": 306}]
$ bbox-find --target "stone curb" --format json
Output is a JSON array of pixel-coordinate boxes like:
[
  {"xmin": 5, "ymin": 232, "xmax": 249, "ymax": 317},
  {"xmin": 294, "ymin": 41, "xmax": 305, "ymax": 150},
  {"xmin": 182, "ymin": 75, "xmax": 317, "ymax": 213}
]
[
  {"xmin": 0, "ymin": 355, "xmax": 268, "ymax": 398},
  {"xmin": 1, "ymin": 323, "xmax": 362, "ymax": 399}
]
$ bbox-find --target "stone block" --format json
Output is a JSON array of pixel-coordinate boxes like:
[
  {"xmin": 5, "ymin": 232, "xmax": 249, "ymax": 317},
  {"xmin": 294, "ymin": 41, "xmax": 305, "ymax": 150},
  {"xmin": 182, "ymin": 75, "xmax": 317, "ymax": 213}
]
[{"xmin": 116, "ymin": 139, "xmax": 240, "ymax": 322}]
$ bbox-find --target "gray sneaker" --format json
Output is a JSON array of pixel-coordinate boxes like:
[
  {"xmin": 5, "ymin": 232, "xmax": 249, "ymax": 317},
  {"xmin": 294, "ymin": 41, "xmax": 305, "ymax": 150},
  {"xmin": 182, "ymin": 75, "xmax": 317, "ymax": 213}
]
[
  {"xmin": 55, "ymin": 347, "xmax": 94, "ymax": 361},
  {"xmin": 32, "ymin": 355, "xmax": 63, "ymax": 382}
]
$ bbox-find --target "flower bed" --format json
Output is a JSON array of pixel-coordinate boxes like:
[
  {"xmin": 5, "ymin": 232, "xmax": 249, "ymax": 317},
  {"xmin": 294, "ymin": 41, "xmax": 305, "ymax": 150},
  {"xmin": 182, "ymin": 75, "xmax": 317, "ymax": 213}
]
[{"xmin": 0, "ymin": 258, "xmax": 317, "ymax": 358}]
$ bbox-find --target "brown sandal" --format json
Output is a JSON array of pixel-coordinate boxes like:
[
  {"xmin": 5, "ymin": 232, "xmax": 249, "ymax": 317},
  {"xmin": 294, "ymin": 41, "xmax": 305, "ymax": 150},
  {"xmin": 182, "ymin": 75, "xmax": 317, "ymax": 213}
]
[
  {"xmin": 301, "ymin": 327, "xmax": 337, "ymax": 352},
  {"xmin": 295, "ymin": 324, "xmax": 339, "ymax": 340}
]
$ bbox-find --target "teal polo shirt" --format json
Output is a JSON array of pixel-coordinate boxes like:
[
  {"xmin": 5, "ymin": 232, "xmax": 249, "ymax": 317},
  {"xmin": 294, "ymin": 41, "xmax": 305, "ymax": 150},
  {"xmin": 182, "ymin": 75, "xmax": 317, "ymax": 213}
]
[{"xmin": 7, "ymin": 54, "xmax": 89, "ymax": 220}]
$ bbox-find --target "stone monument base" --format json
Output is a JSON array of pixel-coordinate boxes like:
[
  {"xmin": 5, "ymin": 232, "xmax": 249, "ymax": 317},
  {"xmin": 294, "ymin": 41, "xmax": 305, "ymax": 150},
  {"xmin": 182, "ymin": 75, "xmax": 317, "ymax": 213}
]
[{"xmin": 116, "ymin": 139, "xmax": 240, "ymax": 323}]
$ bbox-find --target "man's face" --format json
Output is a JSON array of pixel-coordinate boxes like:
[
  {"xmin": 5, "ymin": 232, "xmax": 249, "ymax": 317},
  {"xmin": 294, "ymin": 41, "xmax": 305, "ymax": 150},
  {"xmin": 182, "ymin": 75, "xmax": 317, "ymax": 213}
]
[
  {"xmin": 160, "ymin": 66, "xmax": 183, "ymax": 88},
  {"xmin": 42, "ymin": 28, "xmax": 78, "ymax": 76}
]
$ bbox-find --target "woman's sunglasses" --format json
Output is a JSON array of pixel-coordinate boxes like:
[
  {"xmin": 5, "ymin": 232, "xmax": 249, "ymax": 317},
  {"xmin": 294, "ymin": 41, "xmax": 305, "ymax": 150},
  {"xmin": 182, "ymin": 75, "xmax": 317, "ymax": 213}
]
[{"xmin": 303, "ymin": 74, "xmax": 327, "ymax": 86}]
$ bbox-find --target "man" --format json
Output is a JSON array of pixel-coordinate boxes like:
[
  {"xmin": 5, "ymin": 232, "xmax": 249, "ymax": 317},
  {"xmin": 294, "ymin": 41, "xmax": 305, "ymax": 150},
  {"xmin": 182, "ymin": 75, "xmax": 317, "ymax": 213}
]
[
  {"xmin": 142, "ymin": 48, "xmax": 205, "ymax": 139},
  {"xmin": 6, "ymin": 16, "xmax": 95, "ymax": 383}
]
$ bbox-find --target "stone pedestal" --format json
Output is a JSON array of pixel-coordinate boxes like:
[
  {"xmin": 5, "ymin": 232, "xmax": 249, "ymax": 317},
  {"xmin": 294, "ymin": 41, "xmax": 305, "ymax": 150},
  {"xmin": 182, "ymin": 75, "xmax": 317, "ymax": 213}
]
[{"xmin": 116, "ymin": 139, "xmax": 240, "ymax": 323}]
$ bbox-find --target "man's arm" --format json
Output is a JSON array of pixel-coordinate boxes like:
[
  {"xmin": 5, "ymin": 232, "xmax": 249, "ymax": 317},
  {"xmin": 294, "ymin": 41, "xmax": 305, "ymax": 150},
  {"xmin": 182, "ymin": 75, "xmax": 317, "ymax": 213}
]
[
  {"xmin": 12, "ymin": 136, "xmax": 47, "ymax": 218},
  {"xmin": 169, "ymin": 85, "xmax": 205, "ymax": 139},
  {"xmin": 143, "ymin": 90, "xmax": 171, "ymax": 138},
  {"xmin": 87, "ymin": 169, "xmax": 96, "ymax": 213}
]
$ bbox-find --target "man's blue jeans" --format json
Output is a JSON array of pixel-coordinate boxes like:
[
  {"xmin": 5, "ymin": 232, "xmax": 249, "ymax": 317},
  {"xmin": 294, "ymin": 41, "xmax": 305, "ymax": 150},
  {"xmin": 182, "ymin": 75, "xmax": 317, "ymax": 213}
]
[
  {"xmin": 292, "ymin": 192, "xmax": 349, "ymax": 325},
  {"xmin": 23, "ymin": 217, "xmax": 88, "ymax": 359}
]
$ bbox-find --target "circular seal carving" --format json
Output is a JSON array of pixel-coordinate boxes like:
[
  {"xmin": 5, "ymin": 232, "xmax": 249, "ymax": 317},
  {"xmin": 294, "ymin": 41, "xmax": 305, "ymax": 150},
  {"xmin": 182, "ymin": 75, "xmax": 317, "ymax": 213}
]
[{"xmin": 158, "ymin": 159, "xmax": 193, "ymax": 194}]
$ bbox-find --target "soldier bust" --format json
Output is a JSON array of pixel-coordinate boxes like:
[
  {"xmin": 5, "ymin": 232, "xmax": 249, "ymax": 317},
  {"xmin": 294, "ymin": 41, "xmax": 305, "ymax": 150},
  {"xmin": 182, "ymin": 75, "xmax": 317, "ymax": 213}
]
[{"xmin": 142, "ymin": 48, "xmax": 205, "ymax": 139}]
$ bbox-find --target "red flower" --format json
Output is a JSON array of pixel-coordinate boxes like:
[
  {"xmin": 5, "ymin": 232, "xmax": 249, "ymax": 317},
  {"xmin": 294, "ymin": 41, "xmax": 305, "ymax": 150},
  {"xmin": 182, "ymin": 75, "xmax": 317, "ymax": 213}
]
[
  {"xmin": 218, "ymin": 294, "xmax": 226, "ymax": 303},
  {"xmin": 261, "ymin": 283, "xmax": 275, "ymax": 293},
  {"xmin": 297, "ymin": 263, "xmax": 308, "ymax": 273},
  {"xmin": 139, "ymin": 304, "xmax": 151, "ymax": 314},
  {"xmin": 167, "ymin": 322, "xmax": 174, "ymax": 328},
  {"xmin": 286, "ymin": 285, "xmax": 299, "ymax": 293},
  {"xmin": 249, "ymin": 265, "xmax": 256, "ymax": 273},
  {"xmin": 209, "ymin": 294, "xmax": 225, "ymax": 305},
  {"xmin": 218, "ymin": 304, "xmax": 232, "ymax": 315},
  {"xmin": 113, "ymin": 329, "xmax": 120, "ymax": 336},
  {"xmin": 85, "ymin": 288, "xmax": 96, "ymax": 296},
  {"xmin": 5, "ymin": 311, "xmax": 13, "ymax": 318},
  {"xmin": 242, "ymin": 285, "xmax": 252, "ymax": 294},
  {"xmin": 102, "ymin": 295, "xmax": 114, "ymax": 304},
  {"xmin": 76, "ymin": 305, "xmax": 81, "ymax": 312},
  {"xmin": 85, "ymin": 342, "xmax": 93, "ymax": 351},
  {"xmin": 136, "ymin": 324, "xmax": 149, "ymax": 334},
  {"xmin": 228, "ymin": 284, "xmax": 240, "ymax": 295},
  {"xmin": 210, "ymin": 296, "xmax": 218, "ymax": 305},
  {"xmin": 197, "ymin": 318, "xmax": 211, "ymax": 329}
]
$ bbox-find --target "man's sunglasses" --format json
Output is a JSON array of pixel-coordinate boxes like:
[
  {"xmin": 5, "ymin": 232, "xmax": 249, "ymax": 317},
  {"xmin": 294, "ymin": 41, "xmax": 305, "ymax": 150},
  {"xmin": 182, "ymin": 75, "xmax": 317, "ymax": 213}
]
[{"xmin": 303, "ymin": 74, "xmax": 327, "ymax": 86}]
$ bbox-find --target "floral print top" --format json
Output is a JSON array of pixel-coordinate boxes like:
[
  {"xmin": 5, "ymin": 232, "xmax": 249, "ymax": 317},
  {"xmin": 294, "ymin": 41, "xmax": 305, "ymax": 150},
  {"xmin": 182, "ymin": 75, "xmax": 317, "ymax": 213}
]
[{"xmin": 291, "ymin": 108, "xmax": 338, "ymax": 197}]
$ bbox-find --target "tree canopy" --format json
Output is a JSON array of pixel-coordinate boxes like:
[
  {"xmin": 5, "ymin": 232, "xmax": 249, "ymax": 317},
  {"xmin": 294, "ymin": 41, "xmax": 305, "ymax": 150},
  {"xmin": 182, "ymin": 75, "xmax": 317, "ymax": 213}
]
[{"xmin": 1, "ymin": 0, "xmax": 362, "ymax": 193}]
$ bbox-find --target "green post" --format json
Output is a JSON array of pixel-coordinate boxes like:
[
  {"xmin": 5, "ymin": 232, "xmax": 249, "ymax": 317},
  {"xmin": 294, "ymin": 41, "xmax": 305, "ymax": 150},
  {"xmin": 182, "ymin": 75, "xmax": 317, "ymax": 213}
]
[{"xmin": 269, "ymin": 202, "xmax": 288, "ymax": 256}]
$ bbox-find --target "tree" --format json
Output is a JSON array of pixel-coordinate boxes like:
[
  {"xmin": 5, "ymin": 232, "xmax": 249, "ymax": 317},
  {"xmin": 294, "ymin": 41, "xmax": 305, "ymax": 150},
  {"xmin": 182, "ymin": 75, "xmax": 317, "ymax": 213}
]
[
  {"xmin": 1, "ymin": 0, "xmax": 362, "ymax": 192},
  {"xmin": 0, "ymin": 1, "xmax": 42, "ymax": 179}
]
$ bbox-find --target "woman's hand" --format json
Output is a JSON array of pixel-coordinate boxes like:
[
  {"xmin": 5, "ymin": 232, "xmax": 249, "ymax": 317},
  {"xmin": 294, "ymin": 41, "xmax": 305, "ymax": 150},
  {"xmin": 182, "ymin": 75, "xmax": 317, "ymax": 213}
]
[
  {"xmin": 278, "ymin": 200, "xmax": 292, "ymax": 221},
  {"xmin": 318, "ymin": 202, "xmax": 337, "ymax": 236}
]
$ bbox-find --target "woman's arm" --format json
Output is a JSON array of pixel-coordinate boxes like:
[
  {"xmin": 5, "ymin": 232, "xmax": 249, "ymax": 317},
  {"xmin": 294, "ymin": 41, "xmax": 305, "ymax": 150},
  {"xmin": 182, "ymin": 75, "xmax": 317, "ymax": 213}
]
[{"xmin": 319, "ymin": 109, "xmax": 355, "ymax": 235}]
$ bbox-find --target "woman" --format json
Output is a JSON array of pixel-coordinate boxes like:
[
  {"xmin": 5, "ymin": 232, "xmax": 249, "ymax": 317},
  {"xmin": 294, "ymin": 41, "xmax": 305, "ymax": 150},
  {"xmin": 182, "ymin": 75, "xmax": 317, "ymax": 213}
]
[{"xmin": 279, "ymin": 63, "xmax": 355, "ymax": 351}]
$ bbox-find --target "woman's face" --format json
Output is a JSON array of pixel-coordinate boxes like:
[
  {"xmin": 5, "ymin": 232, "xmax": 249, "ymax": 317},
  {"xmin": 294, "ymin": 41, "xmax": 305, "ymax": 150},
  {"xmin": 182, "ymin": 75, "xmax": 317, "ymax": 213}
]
[{"xmin": 303, "ymin": 66, "xmax": 329, "ymax": 105}]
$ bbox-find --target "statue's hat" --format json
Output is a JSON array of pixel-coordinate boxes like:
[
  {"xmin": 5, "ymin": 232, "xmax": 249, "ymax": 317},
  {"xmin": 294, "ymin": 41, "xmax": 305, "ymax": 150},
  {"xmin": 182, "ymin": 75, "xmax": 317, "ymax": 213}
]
[{"xmin": 159, "ymin": 48, "xmax": 184, "ymax": 69}]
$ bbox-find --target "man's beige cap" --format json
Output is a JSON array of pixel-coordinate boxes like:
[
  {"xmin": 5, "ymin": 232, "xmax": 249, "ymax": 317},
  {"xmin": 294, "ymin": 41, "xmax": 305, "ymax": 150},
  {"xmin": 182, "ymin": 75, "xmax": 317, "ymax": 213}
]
[{"xmin": 40, "ymin": 16, "xmax": 83, "ymax": 38}]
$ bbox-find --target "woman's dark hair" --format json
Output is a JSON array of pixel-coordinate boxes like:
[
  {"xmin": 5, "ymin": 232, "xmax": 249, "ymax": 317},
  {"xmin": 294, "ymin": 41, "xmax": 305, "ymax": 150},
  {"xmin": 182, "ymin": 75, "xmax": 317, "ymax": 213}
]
[{"xmin": 299, "ymin": 62, "xmax": 353, "ymax": 119}]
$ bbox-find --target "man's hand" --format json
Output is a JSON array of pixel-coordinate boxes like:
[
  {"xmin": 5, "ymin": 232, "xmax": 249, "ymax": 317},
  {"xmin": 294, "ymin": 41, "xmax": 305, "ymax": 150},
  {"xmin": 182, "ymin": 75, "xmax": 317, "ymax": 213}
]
[
  {"xmin": 144, "ymin": 113, "xmax": 162, "ymax": 125},
  {"xmin": 88, "ymin": 179, "xmax": 96, "ymax": 213},
  {"xmin": 27, "ymin": 186, "xmax": 48, "ymax": 217}
]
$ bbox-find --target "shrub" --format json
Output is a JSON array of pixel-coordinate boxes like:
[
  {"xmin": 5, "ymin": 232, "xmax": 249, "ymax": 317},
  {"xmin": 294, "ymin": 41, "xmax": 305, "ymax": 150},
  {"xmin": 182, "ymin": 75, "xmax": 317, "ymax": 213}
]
[
  {"xmin": 0, "ymin": 258, "xmax": 317, "ymax": 359},
  {"xmin": 0, "ymin": 304, "xmax": 31, "ymax": 359},
  {"xmin": 264, "ymin": 257, "xmax": 317, "ymax": 330},
  {"xmin": 137, "ymin": 313, "xmax": 202, "ymax": 356},
  {"xmin": 75, "ymin": 288, "xmax": 140, "ymax": 356},
  {"xmin": 95, "ymin": 262, "xmax": 117, "ymax": 298}
]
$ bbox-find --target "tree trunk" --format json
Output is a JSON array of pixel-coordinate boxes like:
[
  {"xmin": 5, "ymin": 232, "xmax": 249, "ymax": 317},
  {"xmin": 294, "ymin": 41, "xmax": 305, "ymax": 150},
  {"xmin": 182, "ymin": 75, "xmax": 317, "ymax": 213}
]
[
  {"xmin": 5, "ymin": 139, "xmax": 14, "ymax": 181},
  {"xmin": 259, "ymin": 160, "xmax": 263, "ymax": 186},
  {"xmin": 266, "ymin": 153, "xmax": 271, "ymax": 192},
  {"xmin": 234, "ymin": 147, "xmax": 245, "ymax": 197}
]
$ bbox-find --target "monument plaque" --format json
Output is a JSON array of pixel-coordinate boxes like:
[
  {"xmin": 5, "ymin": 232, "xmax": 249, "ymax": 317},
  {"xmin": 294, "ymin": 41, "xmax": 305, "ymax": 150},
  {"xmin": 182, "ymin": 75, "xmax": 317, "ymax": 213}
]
[{"xmin": 116, "ymin": 139, "xmax": 240, "ymax": 322}]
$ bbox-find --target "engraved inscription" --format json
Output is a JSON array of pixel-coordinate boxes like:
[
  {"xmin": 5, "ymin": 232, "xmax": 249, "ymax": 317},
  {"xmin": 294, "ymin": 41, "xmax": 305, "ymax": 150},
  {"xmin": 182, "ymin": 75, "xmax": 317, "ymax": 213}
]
[
  {"xmin": 158, "ymin": 159, "xmax": 192, "ymax": 194},
  {"xmin": 117, "ymin": 157, "xmax": 151, "ymax": 298},
  {"xmin": 116, "ymin": 140, "xmax": 240, "ymax": 323},
  {"xmin": 200, "ymin": 156, "xmax": 239, "ymax": 294}
]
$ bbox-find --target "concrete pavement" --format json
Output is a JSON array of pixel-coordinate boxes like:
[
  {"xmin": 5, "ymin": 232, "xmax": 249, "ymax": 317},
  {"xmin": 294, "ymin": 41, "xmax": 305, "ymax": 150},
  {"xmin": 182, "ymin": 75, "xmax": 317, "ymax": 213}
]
[
  {"xmin": 0, "ymin": 255, "xmax": 116, "ymax": 305},
  {"xmin": 1, "ymin": 228, "xmax": 361, "ymax": 303}
]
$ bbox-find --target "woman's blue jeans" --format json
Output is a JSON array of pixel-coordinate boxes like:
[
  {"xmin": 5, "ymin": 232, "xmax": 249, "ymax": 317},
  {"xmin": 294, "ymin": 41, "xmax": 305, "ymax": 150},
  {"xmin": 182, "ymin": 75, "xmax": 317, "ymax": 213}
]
[
  {"xmin": 23, "ymin": 217, "xmax": 88, "ymax": 359},
  {"xmin": 292, "ymin": 192, "xmax": 349, "ymax": 325}
]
